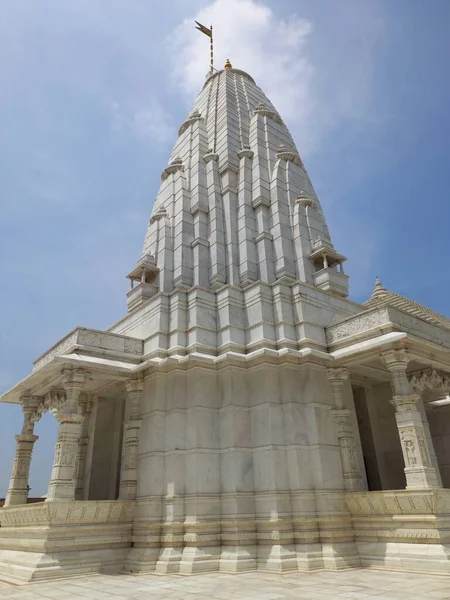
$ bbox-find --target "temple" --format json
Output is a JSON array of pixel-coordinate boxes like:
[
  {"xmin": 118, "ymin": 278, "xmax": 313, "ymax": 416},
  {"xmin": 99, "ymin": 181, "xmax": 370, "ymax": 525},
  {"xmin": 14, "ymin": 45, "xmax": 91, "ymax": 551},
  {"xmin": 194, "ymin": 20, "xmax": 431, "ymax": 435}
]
[{"xmin": 2, "ymin": 61, "xmax": 450, "ymax": 582}]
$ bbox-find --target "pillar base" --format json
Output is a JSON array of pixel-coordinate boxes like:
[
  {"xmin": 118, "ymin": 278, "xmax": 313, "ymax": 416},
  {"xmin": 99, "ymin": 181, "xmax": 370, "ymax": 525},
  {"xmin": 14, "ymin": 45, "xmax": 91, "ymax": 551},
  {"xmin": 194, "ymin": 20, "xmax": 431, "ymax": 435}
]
[
  {"xmin": 405, "ymin": 466, "xmax": 440, "ymax": 489},
  {"xmin": 4, "ymin": 489, "xmax": 29, "ymax": 507},
  {"xmin": 219, "ymin": 545, "xmax": 258, "ymax": 573}
]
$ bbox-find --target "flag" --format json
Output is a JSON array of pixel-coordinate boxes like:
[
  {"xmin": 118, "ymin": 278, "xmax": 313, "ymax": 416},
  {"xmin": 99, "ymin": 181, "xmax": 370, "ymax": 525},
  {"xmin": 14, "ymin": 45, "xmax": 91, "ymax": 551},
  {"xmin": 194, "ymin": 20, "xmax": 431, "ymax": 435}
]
[{"xmin": 195, "ymin": 21, "xmax": 212, "ymax": 38}]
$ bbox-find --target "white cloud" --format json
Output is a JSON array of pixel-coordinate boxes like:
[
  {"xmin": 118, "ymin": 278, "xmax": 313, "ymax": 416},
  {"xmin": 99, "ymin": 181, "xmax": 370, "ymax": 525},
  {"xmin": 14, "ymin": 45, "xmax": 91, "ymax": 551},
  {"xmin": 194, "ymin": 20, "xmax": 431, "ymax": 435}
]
[
  {"xmin": 169, "ymin": 0, "xmax": 385, "ymax": 158},
  {"xmin": 133, "ymin": 107, "xmax": 174, "ymax": 143},
  {"xmin": 171, "ymin": 0, "xmax": 313, "ymax": 136},
  {"xmin": 110, "ymin": 101, "xmax": 175, "ymax": 144}
]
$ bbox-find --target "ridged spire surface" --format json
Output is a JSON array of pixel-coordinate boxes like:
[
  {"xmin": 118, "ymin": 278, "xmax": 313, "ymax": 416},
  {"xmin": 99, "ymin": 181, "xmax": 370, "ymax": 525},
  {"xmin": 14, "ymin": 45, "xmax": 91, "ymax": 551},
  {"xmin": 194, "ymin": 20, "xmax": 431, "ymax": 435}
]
[{"xmin": 139, "ymin": 66, "xmax": 346, "ymax": 297}]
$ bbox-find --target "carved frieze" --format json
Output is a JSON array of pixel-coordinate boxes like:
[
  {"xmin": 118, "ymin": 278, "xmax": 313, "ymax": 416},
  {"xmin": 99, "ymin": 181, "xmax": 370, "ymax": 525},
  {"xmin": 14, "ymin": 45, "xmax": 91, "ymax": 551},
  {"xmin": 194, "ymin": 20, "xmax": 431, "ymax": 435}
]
[
  {"xmin": 326, "ymin": 308, "xmax": 391, "ymax": 344},
  {"xmin": 408, "ymin": 368, "xmax": 450, "ymax": 394},
  {"xmin": 0, "ymin": 500, "xmax": 135, "ymax": 527},
  {"xmin": 33, "ymin": 328, "xmax": 143, "ymax": 372},
  {"xmin": 345, "ymin": 489, "xmax": 450, "ymax": 516}
]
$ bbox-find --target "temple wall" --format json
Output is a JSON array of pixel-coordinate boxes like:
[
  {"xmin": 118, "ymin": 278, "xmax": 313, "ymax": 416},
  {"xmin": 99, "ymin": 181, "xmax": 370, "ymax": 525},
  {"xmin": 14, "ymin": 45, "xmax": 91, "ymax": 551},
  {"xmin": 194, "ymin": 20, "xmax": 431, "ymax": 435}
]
[
  {"xmin": 129, "ymin": 361, "xmax": 359, "ymax": 574},
  {"xmin": 109, "ymin": 282, "xmax": 362, "ymax": 356},
  {"xmin": 89, "ymin": 395, "xmax": 125, "ymax": 500}
]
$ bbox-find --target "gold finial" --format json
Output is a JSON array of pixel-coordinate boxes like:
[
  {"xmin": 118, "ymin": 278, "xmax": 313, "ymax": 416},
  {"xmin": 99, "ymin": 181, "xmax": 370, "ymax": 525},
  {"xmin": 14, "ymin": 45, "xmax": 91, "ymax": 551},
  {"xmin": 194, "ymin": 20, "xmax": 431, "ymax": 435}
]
[{"xmin": 224, "ymin": 58, "xmax": 232, "ymax": 69}]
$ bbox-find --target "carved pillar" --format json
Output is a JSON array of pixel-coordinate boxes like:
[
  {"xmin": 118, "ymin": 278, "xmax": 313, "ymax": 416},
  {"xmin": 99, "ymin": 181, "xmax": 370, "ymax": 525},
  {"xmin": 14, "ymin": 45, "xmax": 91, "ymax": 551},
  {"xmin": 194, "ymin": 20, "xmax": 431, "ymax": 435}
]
[
  {"xmin": 5, "ymin": 395, "xmax": 41, "ymax": 506},
  {"xmin": 47, "ymin": 369, "xmax": 89, "ymax": 501},
  {"xmin": 119, "ymin": 378, "xmax": 144, "ymax": 500},
  {"xmin": 75, "ymin": 393, "xmax": 94, "ymax": 500},
  {"xmin": 328, "ymin": 367, "xmax": 363, "ymax": 491},
  {"xmin": 382, "ymin": 350, "xmax": 440, "ymax": 489}
]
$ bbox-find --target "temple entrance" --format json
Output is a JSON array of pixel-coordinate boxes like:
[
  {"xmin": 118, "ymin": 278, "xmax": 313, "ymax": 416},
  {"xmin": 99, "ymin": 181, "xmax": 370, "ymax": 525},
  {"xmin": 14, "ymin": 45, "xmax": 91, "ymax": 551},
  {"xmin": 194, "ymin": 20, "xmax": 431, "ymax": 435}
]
[
  {"xmin": 352, "ymin": 384, "xmax": 406, "ymax": 491},
  {"xmin": 87, "ymin": 394, "xmax": 125, "ymax": 500}
]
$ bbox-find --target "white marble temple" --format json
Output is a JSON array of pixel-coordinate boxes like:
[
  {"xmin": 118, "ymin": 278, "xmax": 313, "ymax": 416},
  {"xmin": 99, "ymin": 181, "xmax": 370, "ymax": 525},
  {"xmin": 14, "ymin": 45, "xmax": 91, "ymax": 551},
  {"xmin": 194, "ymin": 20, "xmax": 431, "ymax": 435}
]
[{"xmin": 2, "ymin": 62, "xmax": 450, "ymax": 583}]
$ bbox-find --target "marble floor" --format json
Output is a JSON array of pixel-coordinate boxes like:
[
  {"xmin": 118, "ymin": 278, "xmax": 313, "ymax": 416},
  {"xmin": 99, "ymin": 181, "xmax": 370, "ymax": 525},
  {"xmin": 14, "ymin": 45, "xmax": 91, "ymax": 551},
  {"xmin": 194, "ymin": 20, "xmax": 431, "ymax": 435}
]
[{"xmin": 0, "ymin": 569, "xmax": 449, "ymax": 600}]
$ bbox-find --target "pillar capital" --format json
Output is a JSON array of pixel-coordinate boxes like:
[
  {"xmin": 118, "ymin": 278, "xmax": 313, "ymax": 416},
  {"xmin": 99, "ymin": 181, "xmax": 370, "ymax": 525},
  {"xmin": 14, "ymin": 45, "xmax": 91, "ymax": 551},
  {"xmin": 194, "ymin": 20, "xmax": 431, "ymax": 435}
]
[
  {"xmin": 381, "ymin": 349, "xmax": 413, "ymax": 397},
  {"xmin": 19, "ymin": 394, "xmax": 42, "ymax": 435},
  {"xmin": 20, "ymin": 394, "xmax": 41, "ymax": 411},
  {"xmin": 381, "ymin": 348, "xmax": 410, "ymax": 372},
  {"xmin": 125, "ymin": 376, "xmax": 144, "ymax": 420},
  {"xmin": 125, "ymin": 377, "xmax": 145, "ymax": 395},
  {"xmin": 58, "ymin": 369, "xmax": 90, "ymax": 419},
  {"xmin": 327, "ymin": 367, "xmax": 349, "ymax": 385},
  {"xmin": 61, "ymin": 368, "xmax": 90, "ymax": 393},
  {"xmin": 327, "ymin": 367, "xmax": 349, "ymax": 410}
]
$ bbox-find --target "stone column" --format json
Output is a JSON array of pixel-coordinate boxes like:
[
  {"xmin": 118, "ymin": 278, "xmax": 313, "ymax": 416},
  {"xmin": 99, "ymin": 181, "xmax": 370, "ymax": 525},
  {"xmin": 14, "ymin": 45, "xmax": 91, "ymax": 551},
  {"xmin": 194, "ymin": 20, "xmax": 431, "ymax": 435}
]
[
  {"xmin": 47, "ymin": 369, "xmax": 89, "ymax": 501},
  {"xmin": 119, "ymin": 378, "xmax": 144, "ymax": 500},
  {"xmin": 5, "ymin": 395, "xmax": 41, "ymax": 506},
  {"xmin": 75, "ymin": 393, "xmax": 94, "ymax": 500},
  {"xmin": 381, "ymin": 349, "xmax": 440, "ymax": 489},
  {"xmin": 328, "ymin": 367, "xmax": 363, "ymax": 491}
]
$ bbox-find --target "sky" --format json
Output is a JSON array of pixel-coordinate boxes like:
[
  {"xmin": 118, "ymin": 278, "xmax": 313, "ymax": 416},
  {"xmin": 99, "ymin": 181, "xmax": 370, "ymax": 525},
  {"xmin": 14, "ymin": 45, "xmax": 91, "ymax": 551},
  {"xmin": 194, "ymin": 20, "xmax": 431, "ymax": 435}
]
[{"xmin": 1, "ymin": 0, "xmax": 450, "ymax": 496}]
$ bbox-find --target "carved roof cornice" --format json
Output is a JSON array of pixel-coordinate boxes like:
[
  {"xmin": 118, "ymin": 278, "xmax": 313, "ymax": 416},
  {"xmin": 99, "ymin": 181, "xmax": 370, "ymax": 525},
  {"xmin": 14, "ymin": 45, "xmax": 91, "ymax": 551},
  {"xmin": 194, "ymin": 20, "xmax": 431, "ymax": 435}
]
[{"xmin": 365, "ymin": 281, "xmax": 450, "ymax": 331}]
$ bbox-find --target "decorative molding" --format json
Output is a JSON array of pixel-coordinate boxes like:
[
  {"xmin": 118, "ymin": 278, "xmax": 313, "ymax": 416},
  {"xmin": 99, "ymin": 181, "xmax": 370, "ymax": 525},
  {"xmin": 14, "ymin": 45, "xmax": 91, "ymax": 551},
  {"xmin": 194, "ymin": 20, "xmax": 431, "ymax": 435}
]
[
  {"xmin": 408, "ymin": 368, "xmax": 450, "ymax": 394},
  {"xmin": 203, "ymin": 150, "xmax": 219, "ymax": 163},
  {"xmin": 150, "ymin": 207, "xmax": 168, "ymax": 225},
  {"xmin": 276, "ymin": 144, "xmax": 303, "ymax": 167},
  {"xmin": 178, "ymin": 110, "xmax": 203, "ymax": 136},
  {"xmin": 33, "ymin": 328, "xmax": 143, "ymax": 372},
  {"xmin": 161, "ymin": 157, "xmax": 184, "ymax": 181},
  {"xmin": 326, "ymin": 308, "xmax": 391, "ymax": 344},
  {"xmin": 0, "ymin": 500, "xmax": 135, "ymax": 527},
  {"xmin": 345, "ymin": 489, "xmax": 450, "ymax": 515},
  {"xmin": 237, "ymin": 146, "xmax": 254, "ymax": 160},
  {"xmin": 252, "ymin": 102, "xmax": 283, "ymax": 125}
]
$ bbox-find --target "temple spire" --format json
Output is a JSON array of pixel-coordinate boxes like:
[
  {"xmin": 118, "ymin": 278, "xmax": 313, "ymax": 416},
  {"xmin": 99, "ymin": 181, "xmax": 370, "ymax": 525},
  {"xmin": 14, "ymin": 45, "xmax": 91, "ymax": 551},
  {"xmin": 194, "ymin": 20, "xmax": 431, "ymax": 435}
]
[{"xmin": 129, "ymin": 63, "xmax": 348, "ymax": 310}]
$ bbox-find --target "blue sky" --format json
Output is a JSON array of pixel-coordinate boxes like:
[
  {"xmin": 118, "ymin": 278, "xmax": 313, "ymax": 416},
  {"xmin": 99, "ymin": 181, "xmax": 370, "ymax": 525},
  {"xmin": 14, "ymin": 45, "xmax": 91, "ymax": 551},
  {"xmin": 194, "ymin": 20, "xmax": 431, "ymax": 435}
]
[{"xmin": 1, "ymin": 0, "xmax": 449, "ymax": 496}]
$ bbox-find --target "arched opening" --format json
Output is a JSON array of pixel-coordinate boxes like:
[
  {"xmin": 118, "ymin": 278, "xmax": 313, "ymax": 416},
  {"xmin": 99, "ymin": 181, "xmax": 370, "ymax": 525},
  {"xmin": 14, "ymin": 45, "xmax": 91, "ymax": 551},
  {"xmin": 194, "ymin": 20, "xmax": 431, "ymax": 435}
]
[{"xmin": 28, "ymin": 411, "xmax": 58, "ymax": 500}]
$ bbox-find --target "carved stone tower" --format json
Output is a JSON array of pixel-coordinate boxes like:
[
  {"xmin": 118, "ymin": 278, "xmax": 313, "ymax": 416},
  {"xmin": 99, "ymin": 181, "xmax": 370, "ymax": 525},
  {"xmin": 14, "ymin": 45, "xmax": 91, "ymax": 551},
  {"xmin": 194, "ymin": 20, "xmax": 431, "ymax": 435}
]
[{"xmin": 108, "ymin": 64, "xmax": 360, "ymax": 574}]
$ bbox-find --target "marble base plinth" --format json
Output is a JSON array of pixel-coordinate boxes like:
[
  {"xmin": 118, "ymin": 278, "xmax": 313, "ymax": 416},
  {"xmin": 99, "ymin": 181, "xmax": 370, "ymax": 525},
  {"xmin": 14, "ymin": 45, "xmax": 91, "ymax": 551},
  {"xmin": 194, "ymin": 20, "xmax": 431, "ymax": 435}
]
[
  {"xmin": 0, "ymin": 500, "xmax": 134, "ymax": 583},
  {"xmin": 346, "ymin": 489, "xmax": 450, "ymax": 574}
]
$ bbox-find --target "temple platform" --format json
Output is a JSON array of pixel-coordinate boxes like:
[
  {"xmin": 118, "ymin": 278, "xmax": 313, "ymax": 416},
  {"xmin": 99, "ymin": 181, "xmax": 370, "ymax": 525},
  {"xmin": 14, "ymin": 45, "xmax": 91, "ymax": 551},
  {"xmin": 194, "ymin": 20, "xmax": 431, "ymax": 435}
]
[{"xmin": 1, "ymin": 490, "xmax": 450, "ymax": 583}]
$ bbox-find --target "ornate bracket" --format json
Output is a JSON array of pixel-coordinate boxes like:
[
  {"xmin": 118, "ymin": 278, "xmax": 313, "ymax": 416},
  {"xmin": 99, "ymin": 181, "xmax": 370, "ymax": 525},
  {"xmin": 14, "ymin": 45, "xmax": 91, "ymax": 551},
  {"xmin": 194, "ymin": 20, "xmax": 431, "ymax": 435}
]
[{"xmin": 408, "ymin": 368, "xmax": 450, "ymax": 394}]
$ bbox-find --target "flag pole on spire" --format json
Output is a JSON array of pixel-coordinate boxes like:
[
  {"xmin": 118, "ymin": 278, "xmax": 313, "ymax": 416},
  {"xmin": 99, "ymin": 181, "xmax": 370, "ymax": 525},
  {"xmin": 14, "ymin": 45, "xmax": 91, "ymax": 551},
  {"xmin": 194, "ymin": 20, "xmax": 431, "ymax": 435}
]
[{"xmin": 195, "ymin": 21, "xmax": 214, "ymax": 75}]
